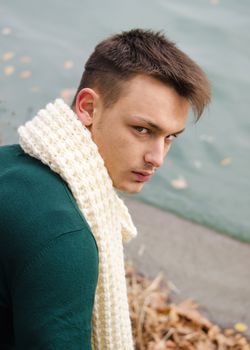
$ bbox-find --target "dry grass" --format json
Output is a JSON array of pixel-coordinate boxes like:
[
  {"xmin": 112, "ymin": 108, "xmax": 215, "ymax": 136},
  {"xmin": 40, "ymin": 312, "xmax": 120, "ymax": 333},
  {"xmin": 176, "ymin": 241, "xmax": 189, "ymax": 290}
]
[{"xmin": 125, "ymin": 261, "xmax": 250, "ymax": 350}]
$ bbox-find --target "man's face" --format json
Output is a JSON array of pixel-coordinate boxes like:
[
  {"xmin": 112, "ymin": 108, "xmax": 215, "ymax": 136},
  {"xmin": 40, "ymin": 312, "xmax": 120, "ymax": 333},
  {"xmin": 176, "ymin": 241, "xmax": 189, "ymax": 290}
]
[{"xmin": 79, "ymin": 75, "xmax": 189, "ymax": 193}]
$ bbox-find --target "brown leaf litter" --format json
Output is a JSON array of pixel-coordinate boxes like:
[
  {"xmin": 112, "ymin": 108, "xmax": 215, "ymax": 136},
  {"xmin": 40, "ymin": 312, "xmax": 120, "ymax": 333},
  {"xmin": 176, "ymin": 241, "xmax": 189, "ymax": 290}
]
[{"xmin": 125, "ymin": 262, "xmax": 250, "ymax": 350}]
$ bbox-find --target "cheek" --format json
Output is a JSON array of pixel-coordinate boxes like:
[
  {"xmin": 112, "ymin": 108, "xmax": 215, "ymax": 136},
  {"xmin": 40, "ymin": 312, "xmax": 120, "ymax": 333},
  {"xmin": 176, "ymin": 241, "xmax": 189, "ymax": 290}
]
[
  {"xmin": 115, "ymin": 138, "xmax": 141, "ymax": 163},
  {"xmin": 97, "ymin": 134, "xmax": 127, "ymax": 169},
  {"xmin": 95, "ymin": 123, "xmax": 143, "ymax": 167}
]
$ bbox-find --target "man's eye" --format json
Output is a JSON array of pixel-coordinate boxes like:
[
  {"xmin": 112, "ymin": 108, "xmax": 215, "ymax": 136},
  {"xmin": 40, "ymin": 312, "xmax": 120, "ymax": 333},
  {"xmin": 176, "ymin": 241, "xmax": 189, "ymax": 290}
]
[
  {"xmin": 165, "ymin": 134, "xmax": 178, "ymax": 142},
  {"xmin": 133, "ymin": 126, "xmax": 149, "ymax": 134}
]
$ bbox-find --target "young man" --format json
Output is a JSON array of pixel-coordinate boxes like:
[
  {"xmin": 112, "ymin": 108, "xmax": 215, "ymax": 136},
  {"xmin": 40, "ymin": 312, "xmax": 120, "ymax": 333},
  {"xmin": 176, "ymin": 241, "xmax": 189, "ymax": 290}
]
[{"xmin": 0, "ymin": 29, "xmax": 210, "ymax": 349}]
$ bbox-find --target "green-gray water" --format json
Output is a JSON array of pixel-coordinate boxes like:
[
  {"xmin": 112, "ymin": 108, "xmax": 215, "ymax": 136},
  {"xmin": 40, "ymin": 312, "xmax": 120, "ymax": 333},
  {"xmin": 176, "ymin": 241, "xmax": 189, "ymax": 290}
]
[{"xmin": 1, "ymin": 0, "xmax": 249, "ymax": 242}]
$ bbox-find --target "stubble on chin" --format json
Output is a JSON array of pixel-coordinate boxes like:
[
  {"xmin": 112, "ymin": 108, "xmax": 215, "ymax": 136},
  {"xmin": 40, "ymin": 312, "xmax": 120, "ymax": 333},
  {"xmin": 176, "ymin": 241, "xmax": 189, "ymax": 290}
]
[{"xmin": 114, "ymin": 182, "xmax": 143, "ymax": 194}]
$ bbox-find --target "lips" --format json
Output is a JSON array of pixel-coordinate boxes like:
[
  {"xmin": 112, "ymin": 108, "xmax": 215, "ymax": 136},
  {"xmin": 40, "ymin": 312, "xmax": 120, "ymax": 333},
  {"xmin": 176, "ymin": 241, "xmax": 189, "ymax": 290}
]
[{"xmin": 132, "ymin": 171, "xmax": 153, "ymax": 182}]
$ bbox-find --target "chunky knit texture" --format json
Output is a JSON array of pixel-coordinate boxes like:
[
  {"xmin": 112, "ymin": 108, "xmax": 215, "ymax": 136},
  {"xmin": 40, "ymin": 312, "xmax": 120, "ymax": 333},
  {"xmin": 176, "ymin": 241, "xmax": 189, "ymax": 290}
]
[{"xmin": 18, "ymin": 99, "xmax": 137, "ymax": 350}]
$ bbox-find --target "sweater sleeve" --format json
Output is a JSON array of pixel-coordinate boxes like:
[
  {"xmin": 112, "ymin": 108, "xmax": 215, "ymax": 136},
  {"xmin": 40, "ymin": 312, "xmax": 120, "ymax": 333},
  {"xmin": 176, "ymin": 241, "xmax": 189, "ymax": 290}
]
[{"xmin": 11, "ymin": 227, "xmax": 99, "ymax": 350}]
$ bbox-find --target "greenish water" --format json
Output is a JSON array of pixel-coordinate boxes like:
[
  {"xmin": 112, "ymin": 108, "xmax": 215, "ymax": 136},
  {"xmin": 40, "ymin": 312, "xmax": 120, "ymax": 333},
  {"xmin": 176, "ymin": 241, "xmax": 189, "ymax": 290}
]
[{"xmin": 1, "ymin": 0, "xmax": 249, "ymax": 242}]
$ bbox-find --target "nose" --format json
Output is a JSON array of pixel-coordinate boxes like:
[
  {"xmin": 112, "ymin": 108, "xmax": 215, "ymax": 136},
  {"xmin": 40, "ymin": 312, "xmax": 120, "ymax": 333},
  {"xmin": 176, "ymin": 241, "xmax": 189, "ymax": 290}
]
[{"xmin": 144, "ymin": 140, "xmax": 169, "ymax": 169}]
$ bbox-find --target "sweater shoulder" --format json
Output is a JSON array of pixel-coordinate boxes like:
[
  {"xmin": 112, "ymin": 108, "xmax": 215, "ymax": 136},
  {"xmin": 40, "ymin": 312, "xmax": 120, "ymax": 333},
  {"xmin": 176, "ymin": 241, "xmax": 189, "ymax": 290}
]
[
  {"xmin": 0, "ymin": 145, "xmax": 96, "ymax": 276},
  {"xmin": 0, "ymin": 144, "xmax": 87, "ymax": 231}
]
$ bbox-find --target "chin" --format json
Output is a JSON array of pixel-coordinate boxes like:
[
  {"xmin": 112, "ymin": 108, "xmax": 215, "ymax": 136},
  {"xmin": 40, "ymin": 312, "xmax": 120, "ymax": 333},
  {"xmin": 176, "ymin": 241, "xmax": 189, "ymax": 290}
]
[{"xmin": 114, "ymin": 182, "xmax": 144, "ymax": 194}]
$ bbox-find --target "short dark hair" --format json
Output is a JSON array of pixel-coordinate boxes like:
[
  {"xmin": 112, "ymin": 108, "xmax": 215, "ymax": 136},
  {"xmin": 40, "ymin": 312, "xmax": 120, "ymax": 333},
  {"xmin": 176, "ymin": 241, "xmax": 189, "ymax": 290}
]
[{"xmin": 72, "ymin": 29, "xmax": 211, "ymax": 120}]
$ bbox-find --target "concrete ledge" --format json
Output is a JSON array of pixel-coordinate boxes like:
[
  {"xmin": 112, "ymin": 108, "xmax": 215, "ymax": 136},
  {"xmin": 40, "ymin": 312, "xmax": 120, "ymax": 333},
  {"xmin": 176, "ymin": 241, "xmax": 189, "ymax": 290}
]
[{"xmin": 123, "ymin": 195, "xmax": 250, "ymax": 336}]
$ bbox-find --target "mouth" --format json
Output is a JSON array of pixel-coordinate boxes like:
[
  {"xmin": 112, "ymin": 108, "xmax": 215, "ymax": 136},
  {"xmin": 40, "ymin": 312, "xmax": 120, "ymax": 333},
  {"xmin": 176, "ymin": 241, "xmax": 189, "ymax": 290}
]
[{"xmin": 132, "ymin": 171, "xmax": 153, "ymax": 183}]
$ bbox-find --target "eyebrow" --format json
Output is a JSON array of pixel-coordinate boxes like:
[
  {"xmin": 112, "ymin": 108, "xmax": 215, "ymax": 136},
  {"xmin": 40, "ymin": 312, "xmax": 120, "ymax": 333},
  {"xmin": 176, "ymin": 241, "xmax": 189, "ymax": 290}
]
[{"xmin": 133, "ymin": 116, "xmax": 185, "ymax": 136}]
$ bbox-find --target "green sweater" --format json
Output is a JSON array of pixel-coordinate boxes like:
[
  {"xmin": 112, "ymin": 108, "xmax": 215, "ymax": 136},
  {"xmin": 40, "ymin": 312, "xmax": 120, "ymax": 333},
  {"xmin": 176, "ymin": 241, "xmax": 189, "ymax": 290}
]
[{"xmin": 0, "ymin": 145, "xmax": 99, "ymax": 349}]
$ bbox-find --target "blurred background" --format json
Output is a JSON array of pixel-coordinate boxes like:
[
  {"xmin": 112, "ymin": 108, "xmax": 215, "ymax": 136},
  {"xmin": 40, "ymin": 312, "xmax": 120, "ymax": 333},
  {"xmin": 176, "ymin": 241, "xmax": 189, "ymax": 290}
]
[{"xmin": 1, "ymin": 0, "xmax": 249, "ymax": 243}]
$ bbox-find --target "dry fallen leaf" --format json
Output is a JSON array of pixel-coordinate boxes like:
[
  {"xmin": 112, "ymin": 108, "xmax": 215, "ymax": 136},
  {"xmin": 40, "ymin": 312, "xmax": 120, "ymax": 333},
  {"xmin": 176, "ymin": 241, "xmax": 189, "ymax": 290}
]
[
  {"xmin": 1, "ymin": 27, "xmax": 12, "ymax": 35},
  {"xmin": 63, "ymin": 60, "xmax": 74, "ymax": 69},
  {"xmin": 220, "ymin": 157, "xmax": 232, "ymax": 166},
  {"xmin": 60, "ymin": 88, "xmax": 76, "ymax": 102},
  {"xmin": 165, "ymin": 340, "xmax": 177, "ymax": 348},
  {"xmin": 20, "ymin": 56, "xmax": 32, "ymax": 64},
  {"xmin": 31, "ymin": 86, "xmax": 40, "ymax": 93},
  {"xmin": 171, "ymin": 177, "xmax": 188, "ymax": 190},
  {"xmin": 196, "ymin": 340, "xmax": 215, "ymax": 350},
  {"xmin": 4, "ymin": 65, "xmax": 15, "ymax": 75},
  {"xmin": 208, "ymin": 324, "xmax": 221, "ymax": 339},
  {"xmin": 20, "ymin": 70, "xmax": 32, "ymax": 79},
  {"xmin": 2, "ymin": 51, "xmax": 15, "ymax": 61},
  {"xmin": 173, "ymin": 299, "xmax": 212, "ymax": 328},
  {"xmin": 234, "ymin": 322, "xmax": 248, "ymax": 333}
]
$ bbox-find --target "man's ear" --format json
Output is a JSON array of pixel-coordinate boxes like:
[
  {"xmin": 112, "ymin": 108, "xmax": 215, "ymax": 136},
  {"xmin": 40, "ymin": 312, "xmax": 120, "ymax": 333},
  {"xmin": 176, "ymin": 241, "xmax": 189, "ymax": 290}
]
[{"xmin": 75, "ymin": 88, "xmax": 98, "ymax": 127}]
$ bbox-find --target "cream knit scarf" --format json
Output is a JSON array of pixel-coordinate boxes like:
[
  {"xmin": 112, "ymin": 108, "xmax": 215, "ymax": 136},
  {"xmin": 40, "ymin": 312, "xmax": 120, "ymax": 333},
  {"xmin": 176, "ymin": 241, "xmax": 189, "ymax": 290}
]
[{"xmin": 18, "ymin": 98, "xmax": 137, "ymax": 349}]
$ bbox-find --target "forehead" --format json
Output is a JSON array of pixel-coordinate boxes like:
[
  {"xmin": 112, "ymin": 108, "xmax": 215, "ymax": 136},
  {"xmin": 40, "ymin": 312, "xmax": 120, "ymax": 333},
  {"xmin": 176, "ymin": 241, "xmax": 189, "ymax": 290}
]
[{"xmin": 117, "ymin": 75, "xmax": 190, "ymax": 133}]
